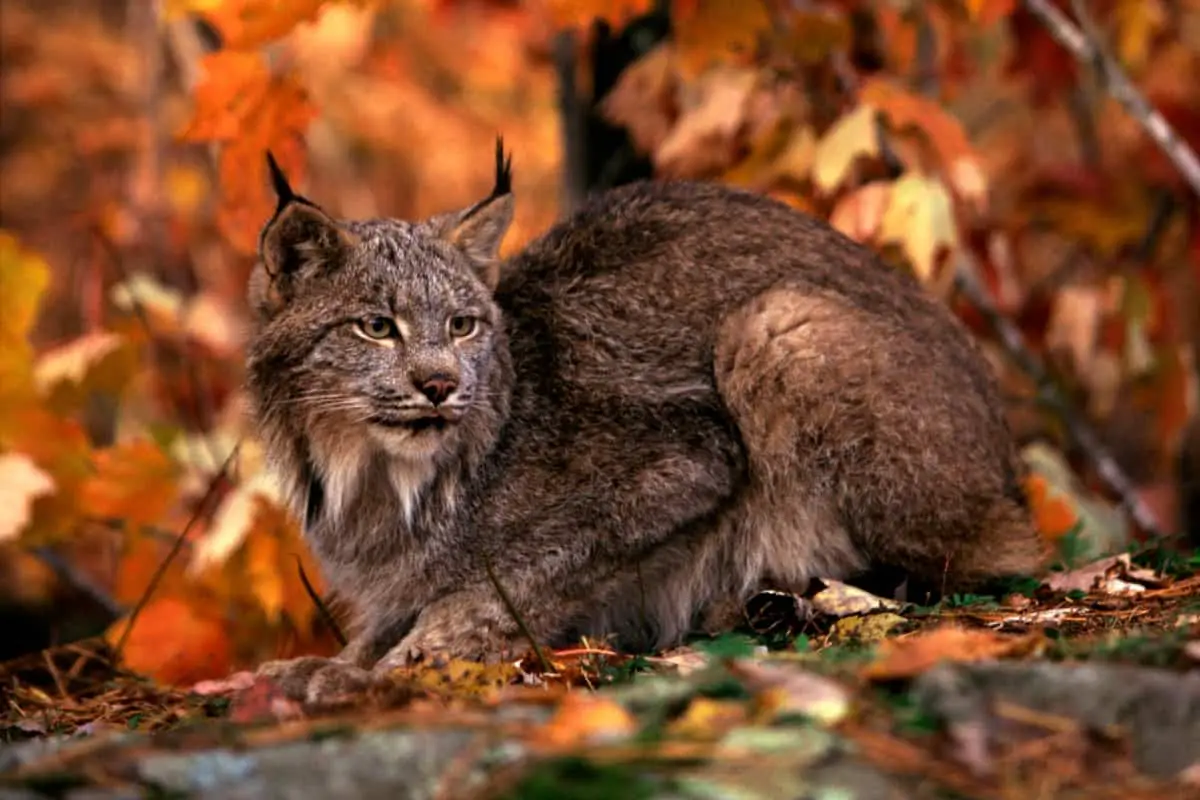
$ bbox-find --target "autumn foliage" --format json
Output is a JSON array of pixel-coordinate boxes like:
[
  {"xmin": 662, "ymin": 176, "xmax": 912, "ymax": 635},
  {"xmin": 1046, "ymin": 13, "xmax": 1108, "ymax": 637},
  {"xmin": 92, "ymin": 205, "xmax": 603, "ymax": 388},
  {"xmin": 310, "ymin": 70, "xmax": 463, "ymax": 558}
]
[{"xmin": 1, "ymin": 0, "xmax": 1198, "ymax": 686}]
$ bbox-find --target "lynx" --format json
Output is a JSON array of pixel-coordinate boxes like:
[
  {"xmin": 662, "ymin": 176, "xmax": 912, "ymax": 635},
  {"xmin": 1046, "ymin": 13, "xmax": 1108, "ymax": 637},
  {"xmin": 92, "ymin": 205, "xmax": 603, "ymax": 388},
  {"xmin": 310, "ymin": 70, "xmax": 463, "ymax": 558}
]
[{"xmin": 245, "ymin": 140, "xmax": 1047, "ymax": 702}]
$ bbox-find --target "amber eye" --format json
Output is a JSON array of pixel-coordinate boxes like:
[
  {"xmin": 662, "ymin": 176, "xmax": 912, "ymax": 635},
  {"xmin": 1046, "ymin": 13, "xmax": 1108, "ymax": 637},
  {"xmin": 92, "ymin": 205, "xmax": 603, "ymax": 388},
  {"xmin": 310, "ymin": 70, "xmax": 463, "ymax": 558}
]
[
  {"xmin": 448, "ymin": 315, "xmax": 477, "ymax": 338},
  {"xmin": 359, "ymin": 316, "xmax": 397, "ymax": 340}
]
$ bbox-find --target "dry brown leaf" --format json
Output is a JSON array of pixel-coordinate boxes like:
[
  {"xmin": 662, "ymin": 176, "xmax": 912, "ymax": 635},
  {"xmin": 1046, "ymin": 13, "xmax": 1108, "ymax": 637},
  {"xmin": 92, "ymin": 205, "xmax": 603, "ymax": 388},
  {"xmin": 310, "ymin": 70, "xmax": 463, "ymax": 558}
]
[
  {"xmin": 862, "ymin": 627, "xmax": 1042, "ymax": 681},
  {"xmin": 655, "ymin": 66, "xmax": 757, "ymax": 178},
  {"xmin": 828, "ymin": 182, "xmax": 892, "ymax": 244},
  {"xmin": 600, "ymin": 44, "xmax": 677, "ymax": 157}
]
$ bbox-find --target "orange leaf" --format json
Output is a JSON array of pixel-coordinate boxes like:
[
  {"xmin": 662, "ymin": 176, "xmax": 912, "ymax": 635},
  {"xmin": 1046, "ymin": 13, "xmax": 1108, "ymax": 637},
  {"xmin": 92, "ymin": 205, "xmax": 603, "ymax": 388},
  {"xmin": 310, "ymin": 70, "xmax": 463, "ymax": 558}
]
[
  {"xmin": 862, "ymin": 627, "xmax": 1042, "ymax": 681},
  {"xmin": 534, "ymin": 692, "xmax": 638, "ymax": 749},
  {"xmin": 861, "ymin": 77, "xmax": 977, "ymax": 173},
  {"xmin": 182, "ymin": 52, "xmax": 316, "ymax": 252},
  {"xmin": 539, "ymin": 0, "xmax": 653, "ymax": 30},
  {"xmin": 1024, "ymin": 474, "xmax": 1081, "ymax": 541},
  {"xmin": 80, "ymin": 439, "xmax": 180, "ymax": 529},
  {"xmin": 203, "ymin": 0, "xmax": 329, "ymax": 51},
  {"xmin": 107, "ymin": 596, "xmax": 232, "ymax": 686},
  {"xmin": 964, "ymin": 0, "xmax": 1016, "ymax": 27}
]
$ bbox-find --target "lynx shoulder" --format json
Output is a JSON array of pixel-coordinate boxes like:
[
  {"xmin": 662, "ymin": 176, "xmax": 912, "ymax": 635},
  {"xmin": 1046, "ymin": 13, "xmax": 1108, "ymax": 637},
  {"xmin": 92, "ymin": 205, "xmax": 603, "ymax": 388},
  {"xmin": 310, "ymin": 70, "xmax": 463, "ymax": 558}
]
[{"xmin": 245, "ymin": 140, "xmax": 1047, "ymax": 697}]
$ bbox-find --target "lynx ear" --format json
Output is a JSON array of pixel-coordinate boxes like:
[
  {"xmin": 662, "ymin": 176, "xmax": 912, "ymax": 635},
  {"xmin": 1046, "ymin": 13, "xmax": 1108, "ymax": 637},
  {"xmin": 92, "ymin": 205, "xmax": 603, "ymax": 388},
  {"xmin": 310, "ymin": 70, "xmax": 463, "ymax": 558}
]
[
  {"xmin": 436, "ymin": 137, "xmax": 514, "ymax": 290},
  {"xmin": 258, "ymin": 152, "xmax": 358, "ymax": 283}
]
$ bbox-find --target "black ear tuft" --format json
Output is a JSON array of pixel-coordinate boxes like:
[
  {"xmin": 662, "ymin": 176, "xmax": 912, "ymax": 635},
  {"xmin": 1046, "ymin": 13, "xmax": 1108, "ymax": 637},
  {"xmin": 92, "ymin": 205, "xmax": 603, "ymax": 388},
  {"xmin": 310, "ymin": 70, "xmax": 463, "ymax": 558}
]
[
  {"xmin": 265, "ymin": 151, "xmax": 296, "ymax": 210},
  {"xmin": 493, "ymin": 135, "xmax": 513, "ymax": 198}
]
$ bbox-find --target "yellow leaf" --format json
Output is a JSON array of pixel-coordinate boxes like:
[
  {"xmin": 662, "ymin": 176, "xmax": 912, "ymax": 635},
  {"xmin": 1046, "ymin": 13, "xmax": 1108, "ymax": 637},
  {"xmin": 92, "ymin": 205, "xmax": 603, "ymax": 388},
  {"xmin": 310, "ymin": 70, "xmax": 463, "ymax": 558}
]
[
  {"xmin": 666, "ymin": 697, "xmax": 748, "ymax": 740},
  {"xmin": 879, "ymin": 172, "xmax": 958, "ymax": 282},
  {"xmin": 770, "ymin": 125, "xmax": 818, "ymax": 184},
  {"xmin": 812, "ymin": 104, "xmax": 879, "ymax": 194},
  {"xmin": 1113, "ymin": 0, "xmax": 1166, "ymax": 73},
  {"xmin": 34, "ymin": 332, "xmax": 122, "ymax": 392},
  {"xmin": 0, "ymin": 233, "xmax": 50, "ymax": 421},
  {"xmin": 0, "ymin": 453, "xmax": 56, "ymax": 542},
  {"xmin": 163, "ymin": 0, "xmax": 224, "ymax": 21}
]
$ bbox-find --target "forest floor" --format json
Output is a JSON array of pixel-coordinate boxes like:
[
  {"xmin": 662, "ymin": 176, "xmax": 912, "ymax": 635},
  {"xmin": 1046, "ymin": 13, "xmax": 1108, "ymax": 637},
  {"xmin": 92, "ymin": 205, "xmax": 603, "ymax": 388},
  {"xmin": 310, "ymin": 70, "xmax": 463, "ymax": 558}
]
[{"xmin": 3, "ymin": 549, "xmax": 1200, "ymax": 800}]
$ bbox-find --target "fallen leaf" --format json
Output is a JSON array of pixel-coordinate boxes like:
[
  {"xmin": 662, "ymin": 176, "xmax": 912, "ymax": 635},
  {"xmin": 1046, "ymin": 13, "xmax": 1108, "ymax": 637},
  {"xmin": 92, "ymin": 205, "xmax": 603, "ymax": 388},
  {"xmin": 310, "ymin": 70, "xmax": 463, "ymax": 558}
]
[
  {"xmin": 829, "ymin": 612, "xmax": 907, "ymax": 644},
  {"xmin": 811, "ymin": 578, "xmax": 904, "ymax": 618},
  {"xmin": 1043, "ymin": 552, "xmax": 1166, "ymax": 595},
  {"xmin": 534, "ymin": 692, "xmax": 638, "ymax": 749},
  {"xmin": 862, "ymin": 627, "xmax": 1041, "ymax": 681},
  {"xmin": 812, "ymin": 103, "xmax": 879, "ymax": 194},
  {"xmin": 666, "ymin": 697, "xmax": 748, "ymax": 740},
  {"xmin": 729, "ymin": 659, "xmax": 851, "ymax": 726},
  {"xmin": 0, "ymin": 453, "xmax": 56, "ymax": 542}
]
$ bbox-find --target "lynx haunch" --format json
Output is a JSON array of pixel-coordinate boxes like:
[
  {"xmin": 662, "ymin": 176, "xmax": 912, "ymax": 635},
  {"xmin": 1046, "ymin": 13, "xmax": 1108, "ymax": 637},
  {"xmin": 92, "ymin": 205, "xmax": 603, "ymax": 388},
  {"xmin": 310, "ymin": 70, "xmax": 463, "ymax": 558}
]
[{"xmin": 245, "ymin": 140, "xmax": 1047, "ymax": 702}]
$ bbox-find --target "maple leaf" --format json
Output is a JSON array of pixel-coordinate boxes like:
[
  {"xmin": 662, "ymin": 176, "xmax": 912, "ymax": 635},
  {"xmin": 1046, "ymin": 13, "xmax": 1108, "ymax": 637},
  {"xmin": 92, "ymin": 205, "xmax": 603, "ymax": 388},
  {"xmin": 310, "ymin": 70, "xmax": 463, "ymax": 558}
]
[
  {"xmin": 860, "ymin": 77, "xmax": 981, "ymax": 181},
  {"xmin": 107, "ymin": 596, "xmax": 233, "ymax": 686},
  {"xmin": 878, "ymin": 171, "xmax": 959, "ymax": 282},
  {"xmin": 182, "ymin": 52, "xmax": 316, "ymax": 252},
  {"xmin": 0, "ymin": 453, "xmax": 56, "ymax": 543},
  {"xmin": 80, "ymin": 439, "xmax": 181, "ymax": 530},
  {"xmin": 812, "ymin": 104, "xmax": 879, "ymax": 194}
]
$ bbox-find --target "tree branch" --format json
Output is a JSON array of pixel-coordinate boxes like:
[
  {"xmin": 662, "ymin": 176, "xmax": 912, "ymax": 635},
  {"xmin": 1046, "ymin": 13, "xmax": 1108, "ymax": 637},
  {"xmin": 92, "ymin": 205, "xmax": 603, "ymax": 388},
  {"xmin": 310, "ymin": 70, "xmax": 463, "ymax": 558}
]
[{"xmin": 1022, "ymin": 0, "xmax": 1200, "ymax": 198}]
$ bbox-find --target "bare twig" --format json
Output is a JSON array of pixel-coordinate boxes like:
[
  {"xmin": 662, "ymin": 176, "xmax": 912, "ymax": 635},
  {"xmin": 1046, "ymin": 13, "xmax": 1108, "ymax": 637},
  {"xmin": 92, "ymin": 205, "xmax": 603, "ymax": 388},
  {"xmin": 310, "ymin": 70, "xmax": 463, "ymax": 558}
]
[
  {"xmin": 904, "ymin": 6, "xmax": 1168, "ymax": 539},
  {"xmin": 30, "ymin": 546, "xmax": 124, "ymax": 620},
  {"xmin": 113, "ymin": 444, "xmax": 240, "ymax": 660},
  {"xmin": 554, "ymin": 29, "xmax": 586, "ymax": 216},
  {"xmin": 1023, "ymin": 0, "xmax": 1200, "ymax": 198},
  {"xmin": 294, "ymin": 555, "xmax": 346, "ymax": 646},
  {"xmin": 483, "ymin": 557, "xmax": 551, "ymax": 673}
]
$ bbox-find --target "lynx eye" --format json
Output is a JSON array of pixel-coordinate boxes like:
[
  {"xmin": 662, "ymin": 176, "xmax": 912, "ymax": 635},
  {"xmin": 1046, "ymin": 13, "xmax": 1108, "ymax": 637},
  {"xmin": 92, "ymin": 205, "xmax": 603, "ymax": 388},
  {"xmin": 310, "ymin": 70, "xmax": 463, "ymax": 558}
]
[
  {"xmin": 358, "ymin": 316, "xmax": 398, "ymax": 340},
  {"xmin": 448, "ymin": 315, "xmax": 477, "ymax": 339}
]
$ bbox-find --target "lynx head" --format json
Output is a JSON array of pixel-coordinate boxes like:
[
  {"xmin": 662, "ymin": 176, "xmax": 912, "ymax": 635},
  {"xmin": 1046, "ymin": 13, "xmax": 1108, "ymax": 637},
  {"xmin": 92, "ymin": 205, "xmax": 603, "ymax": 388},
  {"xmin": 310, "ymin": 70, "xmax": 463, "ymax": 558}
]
[{"xmin": 245, "ymin": 139, "xmax": 515, "ymax": 522}]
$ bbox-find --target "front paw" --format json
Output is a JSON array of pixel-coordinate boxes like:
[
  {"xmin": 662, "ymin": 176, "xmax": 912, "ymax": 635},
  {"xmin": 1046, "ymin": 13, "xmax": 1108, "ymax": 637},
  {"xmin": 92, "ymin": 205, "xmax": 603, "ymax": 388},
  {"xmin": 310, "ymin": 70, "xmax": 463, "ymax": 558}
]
[
  {"xmin": 254, "ymin": 656, "xmax": 375, "ymax": 707},
  {"xmin": 374, "ymin": 609, "xmax": 524, "ymax": 673},
  {"xmin": 255, "ymin": 656, "xmax": 333, "ymax": 701}
]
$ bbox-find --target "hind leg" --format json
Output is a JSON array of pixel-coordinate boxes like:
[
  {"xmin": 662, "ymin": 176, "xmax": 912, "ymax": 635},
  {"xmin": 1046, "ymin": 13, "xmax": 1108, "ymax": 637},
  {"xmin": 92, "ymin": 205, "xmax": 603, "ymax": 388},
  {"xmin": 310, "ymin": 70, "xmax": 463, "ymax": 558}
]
[{"xmin": 712, "ymin": 285, "xmax": 1046, "ymax": 594}]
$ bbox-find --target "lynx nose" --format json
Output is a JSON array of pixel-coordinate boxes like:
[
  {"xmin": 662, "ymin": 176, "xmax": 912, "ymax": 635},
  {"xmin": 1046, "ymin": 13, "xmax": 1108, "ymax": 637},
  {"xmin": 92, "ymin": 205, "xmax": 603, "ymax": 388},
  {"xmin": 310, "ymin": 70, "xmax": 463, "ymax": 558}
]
[{"xmin": 416, "ymin": 374, "xmax": 458, "ymax": 405}]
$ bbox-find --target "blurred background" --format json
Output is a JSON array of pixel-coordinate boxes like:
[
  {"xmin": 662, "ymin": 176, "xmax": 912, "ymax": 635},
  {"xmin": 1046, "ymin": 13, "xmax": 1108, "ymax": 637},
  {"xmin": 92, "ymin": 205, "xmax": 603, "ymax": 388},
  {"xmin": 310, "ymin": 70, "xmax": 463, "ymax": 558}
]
[{"xmin": 1, "ymin": 0, "xmax": 1197, "ymax": 686}]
